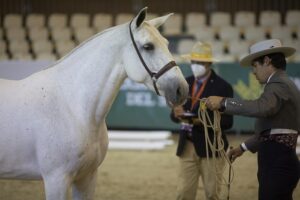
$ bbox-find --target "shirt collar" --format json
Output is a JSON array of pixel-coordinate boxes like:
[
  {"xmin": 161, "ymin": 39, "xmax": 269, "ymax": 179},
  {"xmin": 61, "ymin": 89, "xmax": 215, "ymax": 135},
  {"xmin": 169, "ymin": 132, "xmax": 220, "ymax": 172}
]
[
  {"xmin": 267, "ymin": 71, "xmax": 276, "ymax": 84},
  {"xmin": 196, "ymin": 76, "xmax": 207, "ymax": 83},
  {"xmin": 195, "ymin": 70, "xmax": 211, "ymax": 83}
]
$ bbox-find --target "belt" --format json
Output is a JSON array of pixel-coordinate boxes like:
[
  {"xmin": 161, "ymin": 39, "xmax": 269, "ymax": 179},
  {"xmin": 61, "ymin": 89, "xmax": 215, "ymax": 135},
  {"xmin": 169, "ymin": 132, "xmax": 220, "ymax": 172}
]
[
  {"xmin": 269, "ymin": 128, "xmax": 298, "ymax": 135},
  {"xmin": 260, "ymin": 129, "xmax": 298, "ymax": 149}
]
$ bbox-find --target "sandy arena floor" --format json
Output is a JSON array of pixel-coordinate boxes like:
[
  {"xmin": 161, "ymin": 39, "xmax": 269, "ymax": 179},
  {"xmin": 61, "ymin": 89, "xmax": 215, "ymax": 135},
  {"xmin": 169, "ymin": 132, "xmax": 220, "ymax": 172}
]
[{"xmin": 0, "ymin": 134, "xmax": 299, "ymax": 200}]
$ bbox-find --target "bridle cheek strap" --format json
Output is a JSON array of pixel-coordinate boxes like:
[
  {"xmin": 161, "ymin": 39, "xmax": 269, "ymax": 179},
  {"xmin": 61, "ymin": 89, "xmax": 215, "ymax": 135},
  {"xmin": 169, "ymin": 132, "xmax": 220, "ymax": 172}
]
[
  {"xmin": 129, "ymin": 20, "xmax": 177, "ymax": 95},
  {"xmin": 152, "ymin": 61, "xmax": 177, "ymax": 95}
]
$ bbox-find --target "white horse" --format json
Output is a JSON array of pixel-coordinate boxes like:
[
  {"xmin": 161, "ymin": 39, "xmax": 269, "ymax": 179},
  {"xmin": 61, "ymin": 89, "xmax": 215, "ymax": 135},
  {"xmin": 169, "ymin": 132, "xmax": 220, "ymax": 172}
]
[{"xmin": 0, "ymin": 8, "xmax": 188, "ymax": 200}]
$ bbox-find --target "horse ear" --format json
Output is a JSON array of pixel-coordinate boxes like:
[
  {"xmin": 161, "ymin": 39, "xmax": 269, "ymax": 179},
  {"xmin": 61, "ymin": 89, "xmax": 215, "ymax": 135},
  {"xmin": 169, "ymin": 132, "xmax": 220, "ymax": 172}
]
[
  {"xmin": 147, "ymin": 13, "xmax": 173, "ymax": 28},
  {"xmin": 133, "ymin": 7, "xmax": 148, "ymax": 28}
]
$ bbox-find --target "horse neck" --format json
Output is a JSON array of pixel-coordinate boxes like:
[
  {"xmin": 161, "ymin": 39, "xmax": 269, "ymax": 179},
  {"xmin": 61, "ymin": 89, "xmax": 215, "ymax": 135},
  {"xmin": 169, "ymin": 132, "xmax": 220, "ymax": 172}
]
[{"xmin": 52, "ymin": 25, "xmax": 129, "ymax": 125}]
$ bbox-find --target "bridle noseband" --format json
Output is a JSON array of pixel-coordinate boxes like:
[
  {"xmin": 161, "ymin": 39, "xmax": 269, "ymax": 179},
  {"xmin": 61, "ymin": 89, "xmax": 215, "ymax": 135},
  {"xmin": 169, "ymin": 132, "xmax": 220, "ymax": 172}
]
[{"xmin": 129, "ymin": 20, "xmax": 177, "ymax": 95}]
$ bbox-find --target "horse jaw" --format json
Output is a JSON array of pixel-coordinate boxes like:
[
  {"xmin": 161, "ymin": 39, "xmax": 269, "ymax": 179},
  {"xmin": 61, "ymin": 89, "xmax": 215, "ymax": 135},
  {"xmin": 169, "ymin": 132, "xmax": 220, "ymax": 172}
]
[{"xmin": 135, "ymin": 70, "xmax": 186, "ymax": 108}]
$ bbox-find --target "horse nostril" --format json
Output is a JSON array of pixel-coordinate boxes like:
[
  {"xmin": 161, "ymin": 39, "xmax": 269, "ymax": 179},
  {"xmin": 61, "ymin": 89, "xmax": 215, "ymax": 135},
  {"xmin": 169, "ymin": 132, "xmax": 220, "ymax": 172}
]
[
  {"xmin": 176, "ymin": 87, "xmax": 181, "ymax": 97},
  {"xmin": 171, "ymin": 82, "xmax": 188, "ymax": 106},
  {"xmin": 176, "ymin": 86, "xmax": 186, "ymax": 101}
]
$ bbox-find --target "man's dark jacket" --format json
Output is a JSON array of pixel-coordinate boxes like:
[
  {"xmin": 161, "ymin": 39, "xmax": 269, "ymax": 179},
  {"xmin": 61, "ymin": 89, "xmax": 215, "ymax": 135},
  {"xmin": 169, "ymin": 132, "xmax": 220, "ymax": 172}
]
[{"xmin": 171, "ymin": 70, "xmax": 233, "ymax": 157}]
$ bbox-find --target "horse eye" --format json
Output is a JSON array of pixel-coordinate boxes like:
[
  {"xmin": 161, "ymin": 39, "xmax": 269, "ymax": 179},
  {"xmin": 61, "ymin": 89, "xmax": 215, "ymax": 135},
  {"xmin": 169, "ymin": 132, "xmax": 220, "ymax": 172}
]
[{"xmin": 143, "ymin": 43, "xmax": 154, "ymax": 51}]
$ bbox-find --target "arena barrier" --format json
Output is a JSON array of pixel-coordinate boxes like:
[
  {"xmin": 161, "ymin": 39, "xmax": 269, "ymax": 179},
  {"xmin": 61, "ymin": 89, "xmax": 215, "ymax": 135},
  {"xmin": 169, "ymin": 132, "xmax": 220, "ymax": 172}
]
[{"xmin": 108, "ymin": 131, "xmax": 173, "ymax": 150}]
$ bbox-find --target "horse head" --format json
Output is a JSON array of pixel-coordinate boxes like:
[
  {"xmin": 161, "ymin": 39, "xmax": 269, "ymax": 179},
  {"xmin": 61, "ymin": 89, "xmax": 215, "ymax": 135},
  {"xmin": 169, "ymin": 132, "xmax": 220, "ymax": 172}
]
[{"xmin": 123, "ymin": 7, "xmax": 188, "ymax": 107}]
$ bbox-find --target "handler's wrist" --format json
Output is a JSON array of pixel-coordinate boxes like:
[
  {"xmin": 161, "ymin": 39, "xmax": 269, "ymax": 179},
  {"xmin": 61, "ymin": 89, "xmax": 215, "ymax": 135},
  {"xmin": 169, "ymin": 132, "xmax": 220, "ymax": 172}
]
[
  {"xmin": 218, "ymin": 98, "xmax": 227, "ymax": 112},
  {"xmin": 239, "ymin": 144, "xmax": 246, "ymax": 152}
]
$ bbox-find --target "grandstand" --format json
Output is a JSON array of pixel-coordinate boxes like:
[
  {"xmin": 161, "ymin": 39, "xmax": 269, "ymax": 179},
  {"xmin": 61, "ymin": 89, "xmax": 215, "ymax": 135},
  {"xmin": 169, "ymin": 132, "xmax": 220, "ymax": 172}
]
[{"xmin": 0, "ymin": 0, "xmax": 299, "ymax": 62}]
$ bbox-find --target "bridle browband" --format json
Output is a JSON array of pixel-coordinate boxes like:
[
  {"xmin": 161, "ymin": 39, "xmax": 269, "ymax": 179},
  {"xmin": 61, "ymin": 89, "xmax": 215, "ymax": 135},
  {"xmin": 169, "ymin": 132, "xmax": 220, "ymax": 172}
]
[{"xmin": 129, "ymin": 20, "xmax": 177, "ymax": 95}]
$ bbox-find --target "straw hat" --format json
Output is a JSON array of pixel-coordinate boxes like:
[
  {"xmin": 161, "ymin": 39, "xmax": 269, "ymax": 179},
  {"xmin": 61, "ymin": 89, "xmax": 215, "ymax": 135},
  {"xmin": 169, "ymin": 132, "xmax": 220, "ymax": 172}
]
[
  {"xmin": 181, "ymin": 42, "xmax": 217, "ymax": 62},
  {"xmin": 240, "ymin": 39, "xmax": 296, "ymax": 67}
]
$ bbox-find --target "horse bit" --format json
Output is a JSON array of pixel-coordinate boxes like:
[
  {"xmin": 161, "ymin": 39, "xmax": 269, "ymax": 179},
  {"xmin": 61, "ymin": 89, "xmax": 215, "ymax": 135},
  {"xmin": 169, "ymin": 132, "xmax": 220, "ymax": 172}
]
[{"xmin": 129, "ymin": 20, "xmax": 177, "ymax": 95}]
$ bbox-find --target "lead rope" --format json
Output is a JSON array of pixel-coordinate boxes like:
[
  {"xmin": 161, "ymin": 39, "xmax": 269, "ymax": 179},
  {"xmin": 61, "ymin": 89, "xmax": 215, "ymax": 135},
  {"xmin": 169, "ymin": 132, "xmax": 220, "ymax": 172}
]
[
  {"xmin": 195, "ymin": 98, "xmax": 234, "ymax": 200},
  {"xmin": 227, "ymin": 146, "xmax": 233, "ymax": 200}
]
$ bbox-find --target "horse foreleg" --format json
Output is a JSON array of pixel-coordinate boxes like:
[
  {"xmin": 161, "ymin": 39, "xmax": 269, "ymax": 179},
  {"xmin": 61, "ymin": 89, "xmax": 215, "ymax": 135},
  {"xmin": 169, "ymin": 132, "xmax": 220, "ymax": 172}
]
[
  {"xmin": 72, "ymin": 170, "xmax": 98, "ymax": 200},
  {"xmin": 44, "ymin": 173, "xmax": 71, "ymax": 200}
]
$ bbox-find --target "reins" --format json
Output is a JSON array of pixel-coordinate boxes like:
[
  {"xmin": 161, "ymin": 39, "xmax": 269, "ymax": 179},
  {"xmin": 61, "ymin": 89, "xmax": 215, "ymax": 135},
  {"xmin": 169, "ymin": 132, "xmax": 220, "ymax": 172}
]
[{"xmin": 129, "ymin": 20, "xmax": 177, "ymax": 95}]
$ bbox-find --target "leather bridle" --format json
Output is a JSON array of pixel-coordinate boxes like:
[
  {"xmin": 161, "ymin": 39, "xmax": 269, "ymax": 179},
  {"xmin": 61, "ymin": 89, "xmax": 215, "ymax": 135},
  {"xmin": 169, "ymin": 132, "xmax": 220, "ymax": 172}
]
[{"xmin": 129, "ymin": 20, "xmax": 177, "ymax": 95}]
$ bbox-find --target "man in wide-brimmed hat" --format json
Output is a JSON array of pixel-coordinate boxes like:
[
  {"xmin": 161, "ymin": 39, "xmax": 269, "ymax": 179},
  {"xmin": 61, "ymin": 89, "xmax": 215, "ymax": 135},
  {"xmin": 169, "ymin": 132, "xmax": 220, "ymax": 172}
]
[
  {"xmin": 206, "ymin": 39, "xmax": 300, "ymax": 200},
  {"xmin": 170, "ymin": 42, "xmax": 233, "ymax": 200}
]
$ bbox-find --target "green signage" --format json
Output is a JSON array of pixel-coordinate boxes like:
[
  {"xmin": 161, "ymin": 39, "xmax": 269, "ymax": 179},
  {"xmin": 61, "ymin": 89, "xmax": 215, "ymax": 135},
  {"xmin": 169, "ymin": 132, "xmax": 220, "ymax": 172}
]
[{"xmin": 107, "ymin": 63, "xmax": 300, "ymax": 132}]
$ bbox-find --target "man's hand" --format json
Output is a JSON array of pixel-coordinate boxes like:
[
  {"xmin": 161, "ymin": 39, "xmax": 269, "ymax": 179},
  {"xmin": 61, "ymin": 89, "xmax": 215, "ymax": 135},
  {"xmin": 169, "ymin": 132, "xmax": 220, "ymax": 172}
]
[
  {"xmin": 205, "ymin": 96, "xmax": 224, "ymax": 110},
  {"xmin": 173, "ymin": 106, "xmax": 185, "ymax": 118},
  {"xmin": 227, "ymin": 146, "xmax": 244, "ymax": 163},
  {"xmin": 192, "ymin": 118, "xmax": 203, "ymax": 125}
]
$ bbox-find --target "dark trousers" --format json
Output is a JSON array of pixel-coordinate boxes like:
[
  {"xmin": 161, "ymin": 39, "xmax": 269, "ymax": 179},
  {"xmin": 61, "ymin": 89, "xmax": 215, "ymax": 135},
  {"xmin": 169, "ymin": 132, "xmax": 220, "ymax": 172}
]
[{"xmin": 257, "ymin": 140, "xmax": 300, "ymax": 200}]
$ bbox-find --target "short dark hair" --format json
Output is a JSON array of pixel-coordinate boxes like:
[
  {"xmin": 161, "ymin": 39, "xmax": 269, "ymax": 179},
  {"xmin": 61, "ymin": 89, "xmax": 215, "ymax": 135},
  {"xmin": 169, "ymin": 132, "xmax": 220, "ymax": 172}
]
[{"xmin": 253, "ymin": 52, "xmax": 287, "ymax": 70}]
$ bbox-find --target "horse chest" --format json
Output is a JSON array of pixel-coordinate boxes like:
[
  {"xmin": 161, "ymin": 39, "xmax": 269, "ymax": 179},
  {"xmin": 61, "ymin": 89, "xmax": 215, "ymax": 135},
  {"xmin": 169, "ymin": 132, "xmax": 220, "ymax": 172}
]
[{"xmin": 74, "ymin": 133, "xmax": 108, "ymax": 176}]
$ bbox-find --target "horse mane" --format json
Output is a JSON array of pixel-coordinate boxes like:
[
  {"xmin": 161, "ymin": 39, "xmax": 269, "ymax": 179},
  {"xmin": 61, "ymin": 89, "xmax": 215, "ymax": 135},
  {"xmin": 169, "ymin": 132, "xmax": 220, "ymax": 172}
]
[
  {"xmin": 43, "ymin": 24, "xmax": 123, "ymax": 70},
  {"xmin": 42, "ymin": 21, "xmax": 166, "ymax": 72}
]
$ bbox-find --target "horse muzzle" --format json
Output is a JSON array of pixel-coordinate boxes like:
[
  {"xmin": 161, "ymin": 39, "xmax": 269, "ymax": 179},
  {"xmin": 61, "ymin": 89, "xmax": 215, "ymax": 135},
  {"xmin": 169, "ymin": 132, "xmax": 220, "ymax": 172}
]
[{"xmin": 165, "ymin": 79, "xmax": 188, "ymax": 107}]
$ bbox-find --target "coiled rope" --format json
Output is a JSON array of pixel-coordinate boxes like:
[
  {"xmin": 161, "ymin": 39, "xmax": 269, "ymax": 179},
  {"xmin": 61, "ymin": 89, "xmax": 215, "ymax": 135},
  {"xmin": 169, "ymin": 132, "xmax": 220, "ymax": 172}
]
[{"xmin": 197, "ymin": 98, "xmax": 234, "ymax": 200}]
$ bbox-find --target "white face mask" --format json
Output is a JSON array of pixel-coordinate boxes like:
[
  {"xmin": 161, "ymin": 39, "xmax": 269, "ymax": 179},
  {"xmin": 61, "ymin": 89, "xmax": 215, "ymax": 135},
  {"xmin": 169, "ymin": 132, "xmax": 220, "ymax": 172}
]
[{"xmin": 191, "ymin": 64, "xmax": 206, "ymax": 78}]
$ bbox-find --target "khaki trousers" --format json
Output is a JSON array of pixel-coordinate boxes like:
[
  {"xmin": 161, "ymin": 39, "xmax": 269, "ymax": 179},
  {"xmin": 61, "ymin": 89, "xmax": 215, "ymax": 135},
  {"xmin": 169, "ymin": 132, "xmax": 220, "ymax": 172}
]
[{"xmin": 176, "ymin": 141, "xmax": 225, "ymax": 200}]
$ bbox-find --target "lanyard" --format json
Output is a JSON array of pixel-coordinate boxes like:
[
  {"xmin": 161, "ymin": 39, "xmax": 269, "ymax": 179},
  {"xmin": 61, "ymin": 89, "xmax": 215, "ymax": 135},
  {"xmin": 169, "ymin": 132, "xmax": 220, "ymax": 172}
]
[{"xmin": 191, "ymin": 78, "xmax": 208, "ymax": 110}]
